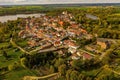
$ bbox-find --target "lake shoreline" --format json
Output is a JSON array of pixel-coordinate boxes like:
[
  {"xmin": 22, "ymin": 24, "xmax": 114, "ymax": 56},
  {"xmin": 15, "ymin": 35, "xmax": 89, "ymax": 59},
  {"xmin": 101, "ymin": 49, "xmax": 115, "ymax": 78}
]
[{"xmin": 0, "ymin": 13, "xmax": 45, "ymax": 23}]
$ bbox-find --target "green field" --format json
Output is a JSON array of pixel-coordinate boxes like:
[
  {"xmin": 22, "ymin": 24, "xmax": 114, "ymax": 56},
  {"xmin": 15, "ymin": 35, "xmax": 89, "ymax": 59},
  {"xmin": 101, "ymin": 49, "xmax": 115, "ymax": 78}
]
[{"xmin": 0, "ymin": 42, "xmax": 38, "ymax": 80}]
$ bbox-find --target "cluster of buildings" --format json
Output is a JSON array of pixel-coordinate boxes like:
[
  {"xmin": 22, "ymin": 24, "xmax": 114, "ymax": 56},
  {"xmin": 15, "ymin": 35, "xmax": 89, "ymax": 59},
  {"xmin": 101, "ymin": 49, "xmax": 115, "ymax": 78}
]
[{"xmin": 19, "ymin": 11, "xmax": 106, "ymax": 60}]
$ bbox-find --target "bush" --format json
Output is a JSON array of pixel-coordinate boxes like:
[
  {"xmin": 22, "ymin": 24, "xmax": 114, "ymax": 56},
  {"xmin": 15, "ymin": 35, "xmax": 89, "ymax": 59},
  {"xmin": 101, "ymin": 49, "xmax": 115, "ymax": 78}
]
[
  {"xmin": 8, "ymin": 62, "xmax": 19, "ymax": 71},
  {"xmin": 20, "ymin": 57, "xmax": 27, "ymax": 68}
]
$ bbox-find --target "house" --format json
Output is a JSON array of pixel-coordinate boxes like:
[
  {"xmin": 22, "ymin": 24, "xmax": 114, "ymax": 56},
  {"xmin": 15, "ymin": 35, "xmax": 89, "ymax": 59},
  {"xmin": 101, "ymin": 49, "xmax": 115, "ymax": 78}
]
[
  {"xmin": 65, "ymin": 40, "xmax": 79, "ymax": 49},
  {"xmin": 70, "ymin": 24, "xmax": 79, "ymax": 29},
  {"xmin": 64, "ymin": 40, "xmax": 79, "ymax": 53},
  {"xmin": 54, "ymin": 41, "xmax": 62, "ymax": 47},
  {"xmin": 67, "ymin": 31, "xmax": 75, "ymax": 37},
  {"xmin": 97, "ymin": 38, "xmax": 110, "ymax": 49},
  {"xmin": 67, "ymin": 29, "xmax": 82, "ymax": 37},
  {"xmin": 18, "ymin": 30, "xmax": 25, "ymax": 37},
  {"xmin": 76, "ymin": 51, "xmax": 82, "ymax": 56},
  {"xmin": 40, "ymin": 43, "xmax": 53, "ymax": 49},
  {"xmin": 68, "ymin": 47, "xmax": 77, "ymax": 53},
  {"xmin": 80, "ymin": 29, "xmax": 87, "ymax": 34},
  {"xmin": 71, "ymin": 53, "xmax": 80, "ymax": 60},
  {"xmin": 62, "ymin": 11, "xmax": 68, "ymax": 15},
  {"xmin": 57, "ymin": 50, "xmax": 65, "ymax": 55},
  {"xmin": 82, "ymin": 53, "xmax": 92, "ymax": 60},
  {"xmin": 84, "ymin": 34, "xmax": 93, "ymax": 40},
  {"xmin": 85, "ymin": 46, "xmax": 95, "ymax": 52},
  {"xmin": 58, "ymin": 21, "xmax": 64, "ymax": 26},
  {"xmin": 27, "ymin": 40, "xmax": 37, "ymax": 47},
  {"xmin": 25, "ymin": 25, "xmax": 31, "ymax": 32}
]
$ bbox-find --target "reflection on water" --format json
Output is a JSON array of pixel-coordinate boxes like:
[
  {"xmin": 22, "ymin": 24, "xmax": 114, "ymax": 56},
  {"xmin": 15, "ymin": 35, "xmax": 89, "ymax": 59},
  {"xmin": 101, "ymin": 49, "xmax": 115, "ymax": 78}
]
[{"xmin": 0, "ymin": 13, "xmax": 45, "ymax": 23}]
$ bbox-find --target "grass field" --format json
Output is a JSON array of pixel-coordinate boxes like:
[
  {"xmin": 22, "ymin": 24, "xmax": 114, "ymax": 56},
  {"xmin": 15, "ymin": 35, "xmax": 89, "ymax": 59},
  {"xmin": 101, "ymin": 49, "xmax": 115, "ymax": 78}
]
[
  {"xmin": 4, "ymin": 67, "xmax": 37, "ymax": 80},
  {"xmin": 0, "ymin": 42, "xmax": 38, "ymax": 80}
]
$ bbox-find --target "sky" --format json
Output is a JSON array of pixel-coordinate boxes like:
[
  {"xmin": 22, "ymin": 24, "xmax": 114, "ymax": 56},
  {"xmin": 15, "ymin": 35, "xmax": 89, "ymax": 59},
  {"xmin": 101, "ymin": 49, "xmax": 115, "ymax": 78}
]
[{"xmin": 0, "ymin": 0, "xmax": 120, "ymax": 5}]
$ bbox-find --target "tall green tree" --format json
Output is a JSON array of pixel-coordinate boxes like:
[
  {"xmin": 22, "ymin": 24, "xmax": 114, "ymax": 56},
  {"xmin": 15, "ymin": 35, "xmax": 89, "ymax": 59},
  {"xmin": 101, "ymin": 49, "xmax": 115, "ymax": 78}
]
[{"xmin": 58, "ymin": 64, "xmax": 67, "ymax": 76}]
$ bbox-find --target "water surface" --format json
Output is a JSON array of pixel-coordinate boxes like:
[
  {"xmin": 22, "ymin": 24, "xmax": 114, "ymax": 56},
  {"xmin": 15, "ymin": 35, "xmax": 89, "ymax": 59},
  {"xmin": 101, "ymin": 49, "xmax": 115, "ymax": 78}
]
[{"xmin": 0, "ymin": 13, "xmax": 45, "ymax": 23}]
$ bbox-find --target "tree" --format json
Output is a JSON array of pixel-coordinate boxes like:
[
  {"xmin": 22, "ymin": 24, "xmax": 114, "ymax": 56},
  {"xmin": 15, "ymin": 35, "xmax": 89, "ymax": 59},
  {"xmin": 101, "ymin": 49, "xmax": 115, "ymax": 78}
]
[
  {"xmin": 70, "ymin": 70, "xmax": 79, "ymax": 80},
  {"xmin": 8, "ymin": 64, "xmax": 15, "ymax": 71},
  {"xmin": 102, "ymin": 49, "xmax": 113, "ymax": 64},
  {"xmin": 71, "ymin": 60, "xmax": 84, "ymax": 70},
  {"xmin": 63, "ymin": 22, "xmax": 70, "ymax": 29},
  {"xmin": 8, "ymin": 62, "xmax": 19, "ymax": 71},
  {"xmin": 20, "ymin": 57, "xmax": 28, "ymax": 68},
  {"xmin": 49, "ymin": 65, "xmax": 55, "ymax": 73},
  {"xmin": 58, "ymin": 64, "xmax": 67, "ymax": 76},
  {"xmin": 78, "ymin": 74, "xmax": 85, "ymax": 80},
  {"xmin": 66, "ymin": 69, "xmax": 72, "ymax": 80},
  {"xmin": 97, "ymin": 75, "xmax": 109, "ymax": 80},
  {"xmin": 54, "ymin": 58, "xmax": 65, "ymax": 68},
  {"xmin": 2, "ymin": 50, "xmax": 8, "ymax": 60}
]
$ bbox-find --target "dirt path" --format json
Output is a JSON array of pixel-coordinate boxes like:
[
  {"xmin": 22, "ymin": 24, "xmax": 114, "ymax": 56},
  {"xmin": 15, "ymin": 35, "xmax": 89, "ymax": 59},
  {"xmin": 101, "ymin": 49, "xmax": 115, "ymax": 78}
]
[
  {"xmin": 23, "ymin": 73, "xmax": 58, "ymax": 80},
  {"xmin": 10, "ymin": 38, "xmax": 30, "ymax": 54}
]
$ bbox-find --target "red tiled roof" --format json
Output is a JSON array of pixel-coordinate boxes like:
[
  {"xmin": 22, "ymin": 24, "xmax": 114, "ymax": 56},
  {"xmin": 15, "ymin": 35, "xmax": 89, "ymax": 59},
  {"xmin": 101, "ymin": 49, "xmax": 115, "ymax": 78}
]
[
  {"xmin": 59, "ymin": 21, "xmax": 64, "ymax": 26},
  {"xmin": 80, "ymin": 29, "xmax": 87, "ymax": 33},
  {"xmin": 64, "ymin": 40, "xmax": 77, "ymax": 47},
  {"xmin": 83, "ymin": 53, "xmax": 92, "ymax": 59}
]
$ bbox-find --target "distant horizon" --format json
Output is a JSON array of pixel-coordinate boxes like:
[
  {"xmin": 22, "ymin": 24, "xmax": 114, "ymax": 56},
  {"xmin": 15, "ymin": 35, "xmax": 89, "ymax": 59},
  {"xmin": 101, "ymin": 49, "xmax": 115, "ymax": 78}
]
[
  {"xmin": 0, "ymin": 2, "xmax": 120, "ymax": 6},
  {"xmin": 0, "ymin": 0, "xmax": 120, "ymax": 5}
]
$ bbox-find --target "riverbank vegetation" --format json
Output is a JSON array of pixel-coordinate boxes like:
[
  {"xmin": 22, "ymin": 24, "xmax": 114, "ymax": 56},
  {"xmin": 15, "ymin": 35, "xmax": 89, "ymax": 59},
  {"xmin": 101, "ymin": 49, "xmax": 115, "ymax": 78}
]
[{"xmin": 0, "ymin": 6, "xmax": 55, "ymax": 16}]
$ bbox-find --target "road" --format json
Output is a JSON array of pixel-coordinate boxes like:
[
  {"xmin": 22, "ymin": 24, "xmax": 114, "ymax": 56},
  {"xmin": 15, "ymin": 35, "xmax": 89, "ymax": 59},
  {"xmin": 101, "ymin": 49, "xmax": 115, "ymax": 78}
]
[
  {"xmin": 79, "ymin": 49, "xmax": 96, "ymax": 57},
  {"xmin": 23, "ymin": 73, "xmax": 58, "ymax": 80},
  {"xmin": 97, "ymin": 38, "xmax": 120, "ymax": 44},
  {"xmin": 103, "ymin": 65, "xmax": 120, "ymax": 75},
  {"xmin": 10, "ymin": 38, "xmax": 29, "ymax": 54},
  {"xmin": 10, "ymin": 38, "xmax": 68, "ymax": 55},
  {"xmin": 37, "ymin": 46, "xmax": 68, "ymax": 54},
  {"xmin": 29, "ymin": 43, "xmax": 52, "ymax": 53}
]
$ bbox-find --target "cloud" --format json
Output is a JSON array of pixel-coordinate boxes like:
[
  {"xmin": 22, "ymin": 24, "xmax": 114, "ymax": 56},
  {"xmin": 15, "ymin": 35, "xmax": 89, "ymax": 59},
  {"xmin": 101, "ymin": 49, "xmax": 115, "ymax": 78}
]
[
  {"xmin": 0, "ymin": 0, "xmax": 27, "ymax": 3},
  {"xmin": 14, "ymin": 0, "xmax": 27, "ymax": 2},
  {"xmin": 0, "ymin": 0, "xmax": 120, "ymax": 4}
]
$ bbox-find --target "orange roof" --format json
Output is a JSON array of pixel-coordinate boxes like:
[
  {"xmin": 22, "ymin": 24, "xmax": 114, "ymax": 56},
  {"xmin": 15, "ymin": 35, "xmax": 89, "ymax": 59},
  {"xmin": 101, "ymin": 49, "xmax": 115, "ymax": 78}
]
[
  {"xmin": 54, "ymin": 41, "xmax": 61, "ymax": 45},
  {"xmin": 18, "ymin": 30, "xmax": 25, "ymax": 36},
  {"xmin": 26, "ymin": 26, "xmax": 30, "ymax": 30},
  {"xmin": 83, "ymin": 53, "xmax": 92, "ymax": 59},
  {"xmin": 71, "ymin": 24, "xmax": 79, "ymax": 29},
  {"xmin": 38, "ymin": 30, "xmax": 44, "ymax": 33},
  {"xmin": 64, "ymin": 40, "xmax": 77, "ymax": 47},
  {"xmin": 28, "ymin": 40, "xmax": 37, "ymax": 47},
  {"xmin": 58, "ymin": 21, "xmax": 64, "ymax": 26},
  {"xmin": 81, "ymin": 29, "xmax": 87, "ymax": 33}
]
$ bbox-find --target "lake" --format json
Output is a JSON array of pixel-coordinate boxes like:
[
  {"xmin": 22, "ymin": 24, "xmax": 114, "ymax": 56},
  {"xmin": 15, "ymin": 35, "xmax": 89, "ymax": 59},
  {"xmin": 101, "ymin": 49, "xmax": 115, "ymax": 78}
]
[
  {"xmin": 86, "ymin": 14, "xmax": 99, "ymax": 20},
  {"xmin": 0, "ymin": 13, "xmax": 45, "ymax": 23}
]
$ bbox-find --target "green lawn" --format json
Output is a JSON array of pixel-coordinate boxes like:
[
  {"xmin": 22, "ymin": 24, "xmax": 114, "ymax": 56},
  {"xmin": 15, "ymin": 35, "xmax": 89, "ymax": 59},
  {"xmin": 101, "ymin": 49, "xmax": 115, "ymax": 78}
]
[
  {"xmin": 0, "ymin": 48, "xmax": 22, "ymax": 68},
  {"xmin": 0, "ymin": 39, "xmax": 39, "ymax": 80},
  {"xmin": 3, "ymin": 67, "xmax": 37, "ymax": 80},
  {"xmin": 82, "ymin": 68, "xmax": 102, "ymax": 77},
  {"xmin": 17, "ymin": 39, "xmax": 28, "ymax": 47},
  {"xmin": 109, "ymin": 13, "xmax": 120, "ymax": 17},
  {"xmin": 0, "ymin": 44, "xmax": 37, "ymax": 80},
  {"xmin": 0, "ymin": 42, "xmax": 9, "ymax": 49},
  {"xmin": 0, "ymin": 42, "xmax": 23, "ymax": 67}
]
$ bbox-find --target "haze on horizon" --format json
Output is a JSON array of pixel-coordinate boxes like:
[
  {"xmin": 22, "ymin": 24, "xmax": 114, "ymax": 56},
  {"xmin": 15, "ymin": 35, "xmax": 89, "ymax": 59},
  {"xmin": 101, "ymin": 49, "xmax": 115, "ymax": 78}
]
[{"xmin": 0, "ymin": 0, "xmax": 120, "ymax": 5}]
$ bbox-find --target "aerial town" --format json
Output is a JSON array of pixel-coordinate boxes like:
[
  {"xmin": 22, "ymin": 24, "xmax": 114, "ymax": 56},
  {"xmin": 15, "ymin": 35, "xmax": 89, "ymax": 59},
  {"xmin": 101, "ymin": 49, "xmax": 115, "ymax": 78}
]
[
  {"xmin": 18, "ymin": 11, "xmax": 116, "ymax": 61},
  {"xmin": 0, "ymin": 5, "xmax": 120, "ymax": 80},
  {"xmin": 18, "ymin": 11, "xmax": 90, "ymax": 60}
]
